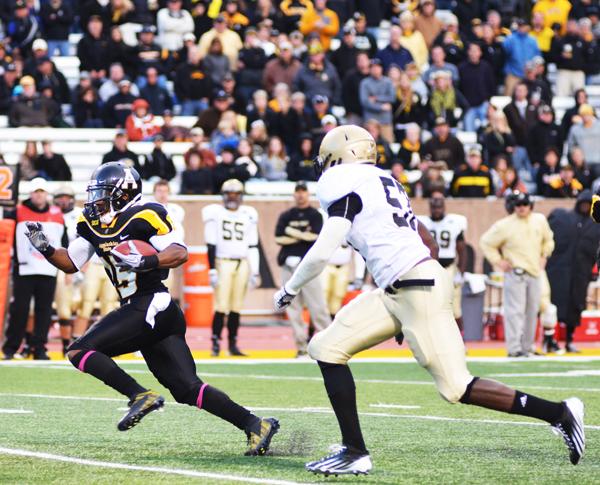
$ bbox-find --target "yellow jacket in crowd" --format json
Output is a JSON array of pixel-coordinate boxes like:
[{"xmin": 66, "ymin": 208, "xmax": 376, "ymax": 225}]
[
  {"xmin": 479, "ymin": 212, "xmax": 555, "ymax": 278},
  {"xmin": 299, "ymin": 5, "xmax": 339, "ymax": 51},
  {"xmin": 532, "ymin": 0, "xmax": 572, "ymax": 35}
]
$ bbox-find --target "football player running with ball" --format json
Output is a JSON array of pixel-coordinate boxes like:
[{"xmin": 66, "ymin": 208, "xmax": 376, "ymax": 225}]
[
  {"xmin": 25, "ymin": 162, "xmax": 279, "ymax": 455},
  {"xmin": 274, "ymin": 125, "xmax": 585, "ymax": 476}
]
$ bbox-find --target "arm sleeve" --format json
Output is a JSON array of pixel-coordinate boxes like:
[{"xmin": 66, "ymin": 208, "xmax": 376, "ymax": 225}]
[
  {"xmin": 207, "ymin": 244, "xmax": 216, "ymax": 269},
  {"xmin": 327, "ymin": 192, "xmax": 363, "ymax": 222},
  {"xmin": 248, "ymin": 246, "xmax": 259, "ymax": 275},
  {"xmin": 67, "ymin": 237, "xmax": 95, "ymax": 270},
  {"xmin": 149, "ymin": 232, "xmax": 186, "ymax": 251},
  {"xmin": 285, "ymin": 217, "xmax": 352, "ymax": 294}
]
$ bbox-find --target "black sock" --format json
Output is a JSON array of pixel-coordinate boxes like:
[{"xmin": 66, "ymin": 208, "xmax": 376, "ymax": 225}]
[
  {"xmin": 200, "ymin": 384, "xmax": 259, "ymax": 432},
  {"xmin": 61, "ymin": 338, "xmax": 70, "ymax": 349},
  {"xmin": 318, "ymin": 361, "xmax": 367, "ymax": 453},
  {"xmin": 212, "ymin": 312, "xmax": 225, "ymax": 339},
  {"xmin": 71, "ymin": 351, "xmax": 146, "ymax": 400},
  {"xmin": 227, "ymin": 312, "xmax": 240, "ymax": 343},
  {"xmin": 510, "ymin": 391, "xmax": 565, "ymax": 424}
]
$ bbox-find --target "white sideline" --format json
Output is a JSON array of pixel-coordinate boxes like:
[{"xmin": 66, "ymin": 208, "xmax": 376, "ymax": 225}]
[
  {"xmin": 0, "ymin": 392, "xmax": 598, "ymax": 430},
  {"xmin": 0, "ymin": 409, "xmax": 32, "ymax": 414},
  {"xmin": 0, "ymin": 447, "xmax": 307, "ymax": 485}
]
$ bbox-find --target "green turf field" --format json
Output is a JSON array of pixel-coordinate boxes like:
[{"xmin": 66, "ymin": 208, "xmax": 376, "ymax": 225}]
[{"xmin": 0, "ymin": 358, "xmax": 599, "ymax": 484}]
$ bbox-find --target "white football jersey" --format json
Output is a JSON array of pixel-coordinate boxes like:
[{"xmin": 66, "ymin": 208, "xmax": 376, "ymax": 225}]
[
  {"xmin": 418, "ymin": 214, "xmax": 467, "ymax": 261},
  {"xmin": 63, "ymin": 207, "xmax": 83, "ymax": 243},
  {"xmin": 317, "ymin": 164, "xmax": 430, "ymax": 289},
  {"xmin": 202, "ymin": 204, "xmax": 258, "ymax": 259}
]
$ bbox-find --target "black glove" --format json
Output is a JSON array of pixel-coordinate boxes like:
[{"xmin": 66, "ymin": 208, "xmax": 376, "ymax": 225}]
[
  {"xmin": 25, "ymin": 222, "xmax": 55, "ymax": 258},
  {"xmin": 395, "ymin": 331, "xmax": 404, "ymax": 346}
]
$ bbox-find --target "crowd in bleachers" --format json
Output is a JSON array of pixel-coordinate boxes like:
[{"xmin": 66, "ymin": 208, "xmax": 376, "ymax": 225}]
[{"xmin": 2, "ymin": 0, "xmax": 600, "ymax": 197}]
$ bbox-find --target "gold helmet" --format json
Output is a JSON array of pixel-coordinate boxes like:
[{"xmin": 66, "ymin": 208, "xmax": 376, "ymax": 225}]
[
  {"xmin": 221, "ymin": 178, "xmax": 244, "ymax": 210},
  {"xmin": 315, "ymin": 124, "xmax": 377, "ymax": 177}
]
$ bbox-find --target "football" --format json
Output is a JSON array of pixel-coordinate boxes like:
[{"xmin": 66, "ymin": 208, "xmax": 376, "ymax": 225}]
[{"xmin": 113, "ymin": 239, "xmax": 157, "ymax": 257}]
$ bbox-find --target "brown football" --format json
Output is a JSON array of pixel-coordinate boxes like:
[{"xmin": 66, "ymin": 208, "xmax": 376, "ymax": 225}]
[{"xmin": 113, "ymin": 240, "xmax": 158, "ymax": 257}]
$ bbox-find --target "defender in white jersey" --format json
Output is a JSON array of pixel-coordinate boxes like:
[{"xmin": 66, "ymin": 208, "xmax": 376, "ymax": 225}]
[
  {"xmin": 274, "ymin": 125, "xmax": 585, "ymax": 476},
  {"xmin": 203, "ymin": 179, "xmax": 260, "ymax": 357},
  {"xmin": 418, "ymin": 191, "xmax": 467, "ymax": 323}
]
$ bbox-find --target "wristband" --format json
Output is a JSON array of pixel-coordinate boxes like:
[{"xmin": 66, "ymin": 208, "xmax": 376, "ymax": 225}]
[
  {"xmin": 141, "ymin": 254, "xmax": 159, "ymax": 270},
  {"xmin": 41, "ymin": 245, "xmax": 56, "ymax": 258}
]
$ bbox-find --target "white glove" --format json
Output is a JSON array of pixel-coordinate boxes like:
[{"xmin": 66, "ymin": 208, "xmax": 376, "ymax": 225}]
[
  {"xmin": 25, "ymin": 221, "xmax": 53, "ymax": 256},
  {"xmin": 248, "ymin": 273, "xmax": 261, "ymax": 289},
  {"xmin": 453, "ymin": 271, "xmax": 464, "ymax": 286},
  {"xmin": 110, "ymin": 241, "xmax": 157, "ymax": 272},
  {"xmin": 209, "ymin": 269, "xmax": 218, "ymax": 288},
  {"xmin": 274, "ymin": 285, "xmax": 297, "ymax": 311}
]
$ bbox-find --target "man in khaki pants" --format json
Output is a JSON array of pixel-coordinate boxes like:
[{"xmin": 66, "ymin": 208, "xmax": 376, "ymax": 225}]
[{"xmin": 480, "ymin": 191, "xmax": 555, "ymax": 357}]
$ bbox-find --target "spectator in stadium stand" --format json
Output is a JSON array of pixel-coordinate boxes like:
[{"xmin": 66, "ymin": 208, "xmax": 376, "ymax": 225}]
[
  {"xmin": 348, "ymin": 12, "xmax": 375, "ymax": 57},
  {"xmin": 248, "ymin": 2, "xmax": 282, "ymax": 29},
  {"xmin": 0, "ymin": 63, "xmax": 18, "ymax": 115},
  {"xmin": 364, "ymin": 118, "xmax": 394, "ymax": 170},
  {"xmin": 213, "ymin": 147, "xmax": 251, "ymax": 191},
  {"xmin": 581, "ymin": 17, "xmax": 600, "ymax": 80},
  {"xmin": 262, "ymin": 38, "xmax": 301, "ymax": 96},
  {"xmin": 423, "ymin": 45, "xmax": 459, "ymax": 87},
  {"xmin": 219, "ymin": 73, "xmax": 244, "ymax": 115},
  {"xmin": 432, "ymin": 14, "xmax": 466, "ymax": 66},
  {"xmin": 341, "ymin": 51, "xmax": 370, "ymax": 126},
  {"xmin": 522, "ymin": 61, "xmax": 552, "ymax": 105},
  {"xmin": 78, "ymin": 0, "xmax": 111, "ymax": 29},
  {"xmin": 255, "ymin": 20, "xmax": 277, "ymax": 57},
  {"xmin": 198, "ymin": 15, "xmax": 243, "ymax": 73},
  {"xmin": 452, "ymin": 0, "xmax": 485, "ymax": 34},
  {"xmin": 73, "ymin": 86, "xmax": 103, "ymax": 128},
  {"xmin": 106, "ymin": 26, "xmax": 136, "ymax": 78},
  {"xmin": 77, "ymin": 15, "xmax": 110, "ymax": 82},
  {"xmin": 450, "ymin": 146, "xmax": 494, "ymax": 197},
  {"xmin": 236, "ymin": 29, "xmax": 268, "ymax": 102},
  {"xmin": 480, "ymin": 109, "xmax": 516, "ymax": 165},
  {"xmin": 190, "ymin": 1, "xmax": 212, "ymax": 39},
  {"xmin": 416, "ymin": 160, "xmax": 448, "ymax": 197},
  {"xmin": 203, "ymin": 38, "xmax": 231, "ymax": 86},
  {"xmin": 211, "ymin": 119, "xmax": 241, "ymax": 155},
  {"xmin": 258, "ymin": 135, "xmax": 288, "ymax": 181},
  {"xmin": 427, "ymin": 70, "xmax": 469, "ymax": 129},
  {"xmin": 502, "ymin": 19, "xmax": 541, "ymax": 96},
  {"xmin": 376, "ymin": 25, "xmax": 414, "ymax": 72},
  {"xmin": 222, "ymin": 0, "xmax": 249, "ymax": 34},
  {"xmin": 142, "ymin": 134, "xmax": 176, "ymax": 181},
  {"xmin": 421, "ymin": 117, "xmax": 465, "ymax": 170},
  {"xmin": 40, "ymin": 0, "xmax": 74, "ymax": 56},
  {"xmin": 527, "ymin": 104, "xmax": 562, "ymax": 168},
  {"xmin": 23, "ymin": 39, "xmax": 52, "ymax": 77},
  {"xmin": 390, "ymin": 161, "xmax": 413, "ymax": 195},
  {"xmin": 196, "ymin": 89, "xmax": 235, "ymax": 136},
  {"xmin": 533, "ymin": 0, "xmax": 572, "ymax": 34},
  {"xmin": 234, "ymin": 137, "xmax": 260, "ymax": 177},
  {"xmin": 330, "ymin": 26, "xmax": 359, "ymax": 80},
  {"xmin": 102, "ymin": 130, "xmax": 141, "ymax": 170},
  {"xmin": 486, "ymin": 9, "xmax": 512, "ymax": 42},
  {"xmin": 398, "ymin": 11, "xmax": 428, "ymax": 71},
  {"xmin": 293, "ymin": 41, "xmax": 342, "ymax": 105},
  {"xmin": 536, "ymin": 146, "xmax": 563, "ymax": 195},
  {"xmin": 125, "ymin": 98, "xmax": 160, "ymax": 141},
  {"xmin": 287, "ymin": 132, "xmax": 316, "ymax": 181},
  {"xmin": 33, "ymin": 56, "xmax": 70, "ymax": 104},
  {"xmin": 567, "ymin": 103, "xmax": 600, "ymax": 178},
  {"xmin": 550, "ymin": 164, "xmax": 585, "ymax": 198},
  {"xmin": 246, "ymin": 89, "xmax": 277, "ymax": 132},
  {"xmin": 305, "ymin": 93, "xmax": 331, "ymax": 136},
  {"xmin": 503, "ymin": 82, "xmax": 538, "ymax": 173},
  {"xmin": 326, "ymin": 0, "xmax": 354, "ymax": 27},
  {"xmin": 184, "ymin": 127, "xmax": 217, "ymax": 165},
  {"xmin": 298, "ymin": 0, "xmax": 339, "ymax": 52},
  {"xmin": 398, "ymin": 122, "xmax": 422, "ymax": 169},
  {"xmin": 108, "ymin": 0, "xmax": 137, "ymax": 25},
  {"xmin": 102, "ymin": 79, "xmax": 136, "ymax": 128},
  {"xmin": 414, "ymin": 0, "xmax": 444, "ymax": 48},
  {"xmin": 134, "ymin": 24, "xmax": 170, "ymax": 89},
  {"xmin": 99, "ymin": 63, "xmax": 139, "ymax": 102},
  {"xmin": 289, "ymin": 29, "xmax": 308, "ymax": 60},
  {"xmin": 34, "ymin": 141, "xmax": 71, "ymax": 182},
  {"xmin": 139, "ymin": 67, "xmax": 173, "ymax": 116},
  {"xmin": 551, "ymin": 19, "xmax": 587, "ymax": 97},
  {"xmin": 6, "ymin": 0, "xmax": 39, "ymax": 58},
  {"xmin": 19, "ymin": 141, "xmax": 41, "ymax": 181},
  {"xmin": 561, "ymin": 88, "xmax": 588, "ymax": 144},
  {"xmin": 156, "ymin": 0, "xmax": 194, "ymax": 52},
  {"xmin": 570, "ymin": 146, "xmax": 593, "ymax": 189},
  {"xmin": 279, "ymin": 0, "xmax": 312, "ymax": 34},
  {"xmin": 174, "ymin": 47, "xmax": 212, "ymax": 117},
  {"xmin": 496, "ymin": 163, "xmax": 528, "ymax": 197},
  {"xmin": 277, "ymin": 90, "xmax": 311, "ymax": 153},
  {"xmin": 458, "ymin": 43, "xmax": 495, "ymax": 132},
  {"xmin": 359, "ymin": 58, "xmax": 395, "ymax": 143},
  {"xmin": 530, "ymin": 11, "xmax": 555, "ymax": 60},
  {"xmin": 9, "ymin": 76, "xmax": 58, "ymax": 128},
  {"xmin": 481, "ymin": 23, "xmax": 506, "ymax": 85},
  {"xmin": 547, "ymin": 190, "xmax": 600, "ymax": 352}
]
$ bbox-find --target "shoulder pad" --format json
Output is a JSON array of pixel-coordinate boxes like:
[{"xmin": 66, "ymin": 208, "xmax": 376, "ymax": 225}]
[{"xmin": 202, "ymin": 204, "xmax": 221, "ymax": 221}]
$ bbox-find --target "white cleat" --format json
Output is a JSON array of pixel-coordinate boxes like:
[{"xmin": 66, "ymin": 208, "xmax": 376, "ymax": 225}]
[
  {"xmin": 551, "ymin": 397, "xmax": 585, "ymax": 465},
  {"xmin": 305, "ymin": 445, "xmax": 372, "ymax": 476}
]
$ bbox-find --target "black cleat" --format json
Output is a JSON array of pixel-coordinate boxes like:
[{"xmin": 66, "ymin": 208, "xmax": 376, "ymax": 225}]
[
  {"xmin": 229, "ymin": 344, "xmax": 247, "ymax": 357},
  {"xmin": 245, "ymin": 417, "xmax": 280, "ymax": 456},
  {"xmin": 306, "ymin": 445, "xmax": 372, "ymax": 476},
  {"xmin": 551, "ymin": 397, "xmax": 585, "ymax": 465},
  {"xmin": 211, "ymin": 336, "xmax": 220, "ymax": 357},
  {"xmin": 565, "ymin": 343, "xmax": 581, "ymax": 354},
  {"xmin": 543, "ymin": 337, "xmax": 565, "ymax": 355},
  {"xmin": 117, "ymin": 390, "xmax": 164, "ymax": 431}
]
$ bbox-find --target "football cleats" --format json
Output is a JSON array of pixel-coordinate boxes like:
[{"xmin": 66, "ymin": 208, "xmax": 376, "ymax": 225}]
[
  {"xmin": 306, "ymin": 445, "xmax": 372, "ymax": 476},
  {"xmin": 551, "ymin": 397, "xmax": 585, "ymax": 465},
  {"xmin": 314, "ymin": 125, "xmax": 377, "ymax": 178},
  {"xmin": 221, "ymin": 178, "xmax": 244, "ymax": 210},
  {"xmin": 85, "ymin": 161, "xmax": 142, "ymax": 224}
]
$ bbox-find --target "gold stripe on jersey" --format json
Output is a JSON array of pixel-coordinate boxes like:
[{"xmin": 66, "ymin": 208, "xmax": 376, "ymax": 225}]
[{"xmin": 80, "ymin": 209, "xmax": 172, "ymax": 238}]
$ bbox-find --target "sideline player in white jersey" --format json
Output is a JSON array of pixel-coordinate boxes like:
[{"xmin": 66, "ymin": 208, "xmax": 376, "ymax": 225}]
[
  {"xmin": 203, "ymin": 179, "xmax": 260, "ymax": 357},
  {"xmin": 418, "ymin": 191, "xmax": 467, "ymax": 327},
  {"xmin": 274, "ymin": 125, "xmax": 585, "ymax": 476}
]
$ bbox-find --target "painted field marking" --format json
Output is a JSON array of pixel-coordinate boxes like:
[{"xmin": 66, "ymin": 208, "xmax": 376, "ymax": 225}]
[
  {"xmin": 0, "ymin": 447, "xmax": 307, "ymax": 485},
  {"xmin": 370, "ymin": 404, "xmax": 421, "ymax": 410},
  {"xmin": 0, "ymin": 409, "xmax": 33, "ymax": 414},
  {"xmin": 492, "ymin": 370, "xmax": 600, "ymax": 377}
]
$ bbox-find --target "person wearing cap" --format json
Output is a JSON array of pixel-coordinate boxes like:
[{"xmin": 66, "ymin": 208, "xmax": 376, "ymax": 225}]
[
  {"xmin": 33, "ymin": 55, "xmax": 71, "ymax": 104},
  {"xmin": 415, "ymin": 0, "xmax": 444, "ymax": 48},
  {"xmin": 0, "ymin": 63, "xmax": 19, "ymax": 115},
  {"xmin": 421, "ymin": 116, "xmax": 465, "ymax": 170},
  {"xmin": 34, "ymin": 140, "xmax": 71, "ymax": 182},
  {"xmin": 198, "ymin": 14, "xmax": 243, "ymax": 72},
  {"xmin": 502, "ymin": 18, "xmax": 541, "ymax": 96},
  {"xmin": 262, "ymin": 39, "xmax": 302, "ymax": 96},
  {"xmin": 293, "ymin": 40, "xmax": 342, "ymax": 105},
  {"xmin": 567, "ymin": 103, "xmax": 600, "ymax": 176},
  {"xmin": 125, "ymin": 98, "xmax": 161, "ymax": 141},
  {"xmin": 23, "ymin": 38, "xmax": 50, "ymax": 77},
  {"xmin": 102, "ymin": 131, "xmax": 142, "ymax": 172},
  {"xmin": 299, "ymin": 0, "xmax": 339, "ymax": 51},
  {"xmin": 351, "ymin": 11, "xmax": 377, "ymax": 57},
  {"xmin": 6, "ymin": 0, "xmax": 40, "ymax": 56},
  {"xmin": 40, "ymin": 0, "xmax": 74, "ymax": 57},
  {"xmin": 194, "ymin": 89, "xmax": 233, "ymax": 136},
  {"xmin": 451, "ymin": 146, "xmax": 494, "ymax": 197},
  {"xmin": 274, "ymin": 183, "xmax": 331, "ymax": 357},
  {"xmin": 134, "ymin": 24, "xmax": 171, "ymax": 89},
  {"xmin": 526, "ymin": 104, "xmax": 562, "ymax": 167},
  {"xmin": 432, "ymin": 13, "xmax": 466, "ymax": 66},
  {"xmin": 480, "ymin": 191, "xmax": 555, "ymax": 357},
  {"xmin": 552, "ymin": 19, "xmax": 587, "ymax": 97},
  {"xmin": 156, "ymin": 0, "xmax": 194, "ymax": 52},
  {"xmin": 77, "ymin": 15, "xmax": 110, "ymax": 81},
  {"xmin": 102, "ymin": 77, "xmax": 137, "ymax": 128},
  {"xmin": 376, "ymin": 25, "xmax": 414, "ymax": 72},
  {"xmin": 554, "ymin": 190, "xmax": 600, "ymax": 353},
  {"xmin": 2, "ymin": 178, "xmax": 66, "ymax": 360},
  {"xmin": 8, "ymin": 76, "xmax": 58, "ymax": 128},
  {"xmin": 174, "ymin": 45, "xmax": 213, "ymax": 116},
  {"xmin": 329, "ymin": 26, "xmax": 358, "ymax": 79},
  {"xmin": 523, "ymin": 60, "xmax": 552, "ymax": 106},
  {"xmin": 236, "ymin": 29, "xmax": 268, "ymax": 102}
]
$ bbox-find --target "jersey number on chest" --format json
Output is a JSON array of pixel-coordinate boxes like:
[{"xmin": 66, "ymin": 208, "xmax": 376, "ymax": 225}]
[
  {"xmin": 430, "ymin": 230, "xmax": 451, "ymax": 248},
  {"xmin": 222, "ymin": 220, "xmax": 244, "ymax": 241},
  {"xmin": 379, "ymin": 176, "xmax": 417, "ymax": 231}
]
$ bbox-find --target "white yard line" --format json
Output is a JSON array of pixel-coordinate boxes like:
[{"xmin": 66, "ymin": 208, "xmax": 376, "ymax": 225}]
[
  {"xmin": 0, "ymin": 409, "xmax": 33, "ymax": 414},
  {"xmin": 0, "ymin": 447, "xmax": 307, "ymax": 485},
  {"xmin": 492, "ymin": 370, "xmax": 600, "ymax": 377},
  {"xmin": 370, "ymin": 404, "xmax": 421, "ymax": 409},
  {"xmin": 0, "ymin": 392, "xmax": 598, "ymax": 431}
]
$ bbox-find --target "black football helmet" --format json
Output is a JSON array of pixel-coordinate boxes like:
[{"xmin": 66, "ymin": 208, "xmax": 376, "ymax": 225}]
[
  {"xmin": 85, "ymin": 161, "xmax": 142, "ymax": 224},
  {"xmin": 505, "ymin": 190, "xmax": 532, "ymax": 214}
]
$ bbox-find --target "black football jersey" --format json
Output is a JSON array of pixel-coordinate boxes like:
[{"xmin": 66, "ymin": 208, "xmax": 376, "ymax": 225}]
[{"xmin": 76, "ymin": 201, "xmax": 174, "ymax": 300}]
